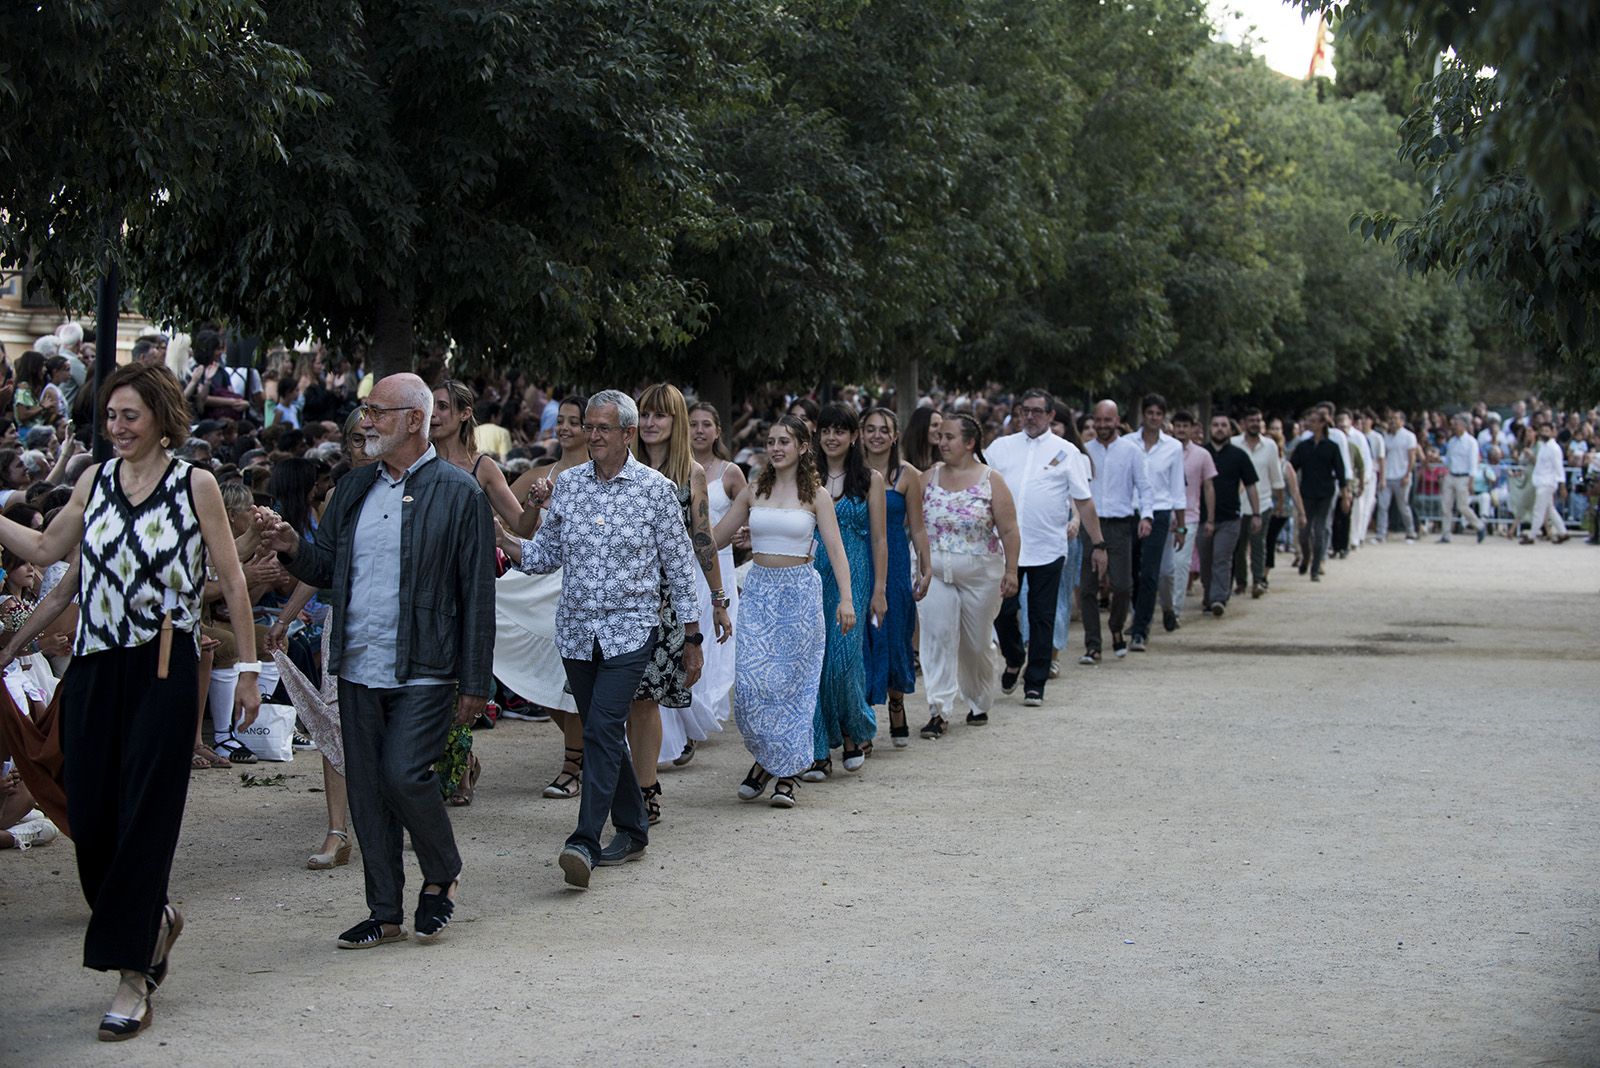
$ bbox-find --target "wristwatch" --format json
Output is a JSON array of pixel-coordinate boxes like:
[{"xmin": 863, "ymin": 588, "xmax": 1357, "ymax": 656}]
[
  {"xmin": 684, "ymin": 632, "xmax": 705, "ymax": 647},
  {"xmin": 1093, "ymin": 541, "xmax": 1107, "ymax": 550},
  {"xmin": 1175, "ymin": 526, "xmax": 1188, "ymax": 534}
]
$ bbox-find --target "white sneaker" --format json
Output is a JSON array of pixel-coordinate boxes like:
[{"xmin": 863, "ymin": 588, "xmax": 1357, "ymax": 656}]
[{"xmin": 7, "ymin": 817, "xmax": 60, "ymax": 850}]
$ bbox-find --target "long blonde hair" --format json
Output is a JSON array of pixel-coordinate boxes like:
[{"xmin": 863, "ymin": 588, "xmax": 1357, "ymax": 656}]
[{"xmin": 634, "ymin": 383, "xmax": 694, "ymax": 488}]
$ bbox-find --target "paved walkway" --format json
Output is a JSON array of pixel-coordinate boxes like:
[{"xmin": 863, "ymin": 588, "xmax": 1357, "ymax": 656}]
[{"xmin": 2, "ymin": 537, "xmax": 1597, "ymax": 1066}]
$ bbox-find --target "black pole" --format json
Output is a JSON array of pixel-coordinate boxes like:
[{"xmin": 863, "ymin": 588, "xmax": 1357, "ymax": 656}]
[{"xmin": 92, "ymin": 258, "xmax": 121, "ymax": 461}]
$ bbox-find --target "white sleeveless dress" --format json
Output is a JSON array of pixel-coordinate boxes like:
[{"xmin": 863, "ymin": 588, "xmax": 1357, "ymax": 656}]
[{"xmin": 657, "ymin": 461, "xmax": 740, "ymax": 763}]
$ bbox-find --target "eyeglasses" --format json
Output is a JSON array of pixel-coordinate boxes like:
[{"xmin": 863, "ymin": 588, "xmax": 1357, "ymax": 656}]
[
  {"xmin": 1020, "ymin": 405, "xmax": 1051, "ymax": 416},
  {"xmin": 358, "ymin": 404, "xmax": 414, "ymax": 420},
  {"xmin": 582, "ymin": 422, "xmax": 622, "ymax": 435}
]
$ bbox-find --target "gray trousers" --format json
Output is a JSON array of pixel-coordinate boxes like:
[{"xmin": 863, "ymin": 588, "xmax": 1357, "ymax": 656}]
[
  {"xmin": 1078, "ymin": 518, "xmax": 1135, "ymax": 653},
  {"xmin": 1377, "ymin": 477, "xmax": 1415, "ymax": 538},
  {"xmin": 338, "ymin": 680, "xmax": 462, "ymax": 925},
  {"xmin": 562, "ymin": 633, "xmax": 656, "ymax": 861},
  {"xmin": 1198, "ymin": 518, "xmax": 1242, "ymax": 607}
]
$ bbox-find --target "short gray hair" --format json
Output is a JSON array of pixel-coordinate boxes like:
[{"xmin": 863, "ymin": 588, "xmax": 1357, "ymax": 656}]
[
  {"xmin": 388, "ymin": 374, "xmax": 435, "ymax": 426},
  {"xmin": 33, "ymin": 336, "xmax": 60, "ymax": 357},
  {"xmin": 56, "ymin": 322, "xmax": 85, "ymax": 348},
  {"xmin": 588, "ymin": 389, "xmax": 638, "ymax": 429}
]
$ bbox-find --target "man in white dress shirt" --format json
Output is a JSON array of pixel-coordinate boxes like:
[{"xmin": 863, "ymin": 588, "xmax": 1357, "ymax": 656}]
[
  {"xmin": 1079, "ymin": 399, "xmax": 1153, "ymax": 662},
  {"xmin": 985, "ymin": 389, "xmax": 1107, "ymax": 705},
  {"xmin": 1440, "ymin": 414, "xmax": 1487, "ymax": 543},
  {"xmin": 1523, "ymin": 418, "xmax": 1571, "ymax": 544},
  {"xmin": 1230, "ymin": 407, "xmax": 1285, "ymax": 598},
  {"xmin": 1128, "ymin": 394, "xmax": 1184, "ymax": 652}
]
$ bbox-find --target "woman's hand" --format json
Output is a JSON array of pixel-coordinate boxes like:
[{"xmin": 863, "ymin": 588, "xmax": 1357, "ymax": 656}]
[
  {"xmin": 525, "ymin": 477, "xmax": 554, "ymax": 506},
  {"xmin": 913, "ymin": 564, "xmax": 931, "ymax": 601},
  {"xmin": 870, "ymin": 591, "xmax": 888, "ymax": 628},
  {"xmin": 1000, "ymin": 568, "xmax": 1019, "ymax": 599},
  {"xmin": 39, "ymin": 632, "xmax": 72, "ymax": 657},
  {"xmin": 233, "ymin": 676, "xmax": 262, "ymax": 730},
  {"xmin": 732, "ymin": 525, "xmax": 752, "ymax": 551},
  {"xmin": 836, "ymin": 602, "xmax": 856, "ymax": 635}
]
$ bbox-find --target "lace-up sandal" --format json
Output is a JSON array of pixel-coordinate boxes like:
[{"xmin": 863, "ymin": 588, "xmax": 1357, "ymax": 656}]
[
  {"xmin": 543, "ymin": 748, "xmax": 582, "ymax": 799},
  {"xmin": 769, "ymin": 778, "xmax": 800, "ymax": 808},
  {"xmin": 799, "ymin": 758, "xmax": 832, "ymax": 782},
  {"xmin": 642, "ymin": 782, "xmax": 663, "ymax": 825},
  {"xmin": 888, "ymin": 696, "xmax": 910, "ymax": 747},
  {"xmin": 146, "ymin": 905, "xmax": 184, "ymax": 990},
  {"xmin": 98, "ymin": 975, "xmax": 153, "ymax": 1042},
  {"xmin": 738, "ymin": 764, "xmax": 773, "ymax": 801}
]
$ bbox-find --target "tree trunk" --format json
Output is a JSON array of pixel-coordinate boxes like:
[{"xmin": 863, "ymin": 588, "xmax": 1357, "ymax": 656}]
[
  {"xmin": 698, "ymin": 364, "xmax": 734, "ymax": 449},
  {"xmin": 368, "ymin": 284, "xmax": 416, "ymax": 381},
  {"xmin": 91, "ymin": 257, "xmax": 121, "ymax": 462},
  {"xmin": 895, "ymin": 352, "xmax": 919, "ymax": 431}
]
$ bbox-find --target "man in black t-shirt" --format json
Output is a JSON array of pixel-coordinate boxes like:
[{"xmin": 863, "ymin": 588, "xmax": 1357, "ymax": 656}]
[{"xmin": 1198, "ymin": 413, "xmax": 1260, "ymax": 616}]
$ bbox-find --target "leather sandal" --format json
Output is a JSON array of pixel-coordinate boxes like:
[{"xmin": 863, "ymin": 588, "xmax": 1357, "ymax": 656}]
[
  {"xmin": 448, "ymin": 752, "xmax": 482, "ymax": 807},
  {"xmin": 543, "ymin": 747, "xmax": 582, "ymax": 799}
]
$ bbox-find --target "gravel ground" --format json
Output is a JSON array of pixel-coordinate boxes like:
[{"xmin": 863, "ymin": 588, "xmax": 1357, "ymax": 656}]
[{"xmin": 2, "ymin": 536, "xmax": 1597, "ymax": 1067}]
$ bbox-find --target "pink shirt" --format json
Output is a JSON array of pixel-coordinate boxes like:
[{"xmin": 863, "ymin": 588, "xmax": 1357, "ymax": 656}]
[{"xmin": 1182, "ymin": 442, "xmax": 1217, "ymax": 524}]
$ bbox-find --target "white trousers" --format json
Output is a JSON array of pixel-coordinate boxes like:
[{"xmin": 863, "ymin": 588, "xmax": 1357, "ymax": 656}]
[
  {"xmin": 1440, "ymin": 474, "xmax": 1483, "ymax": 533},
  {"xmin": 1529, "ymin": 485, "xmax": 1568, "ymax": 538},
  {"xmin": 922, "ymin": 551, "xmax": 1004, "ymax": 717},
  {"xmin": 1354, "ymin": 479, "xmax": 1377, "ymax": 546},
  {"xmin": 1159, "ymin": 533, "xmax": 1198, "ymax": 619}
]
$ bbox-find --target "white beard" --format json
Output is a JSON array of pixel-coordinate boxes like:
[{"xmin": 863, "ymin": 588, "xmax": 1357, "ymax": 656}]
[{"xmin": 365, "ymin": 426, "xmax": 409, "ymax": 459}]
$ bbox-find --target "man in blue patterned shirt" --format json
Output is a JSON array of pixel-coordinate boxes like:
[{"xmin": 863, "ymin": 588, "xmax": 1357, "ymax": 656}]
[{"xmin": 507, "ymin": 389, "xmax": 701, "ymax": 888}]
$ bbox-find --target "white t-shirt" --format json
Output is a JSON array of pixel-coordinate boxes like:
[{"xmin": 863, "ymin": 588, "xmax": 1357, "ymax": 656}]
[{"xmin": 1381, "ymin": 427, "xmax": 1419, "ymax": 481}]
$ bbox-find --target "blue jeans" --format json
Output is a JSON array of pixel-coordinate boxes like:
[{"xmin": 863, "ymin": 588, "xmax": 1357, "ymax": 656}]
[{"xmin": 562, "ymin": 632, "xmax": 656, "ymax": 859}]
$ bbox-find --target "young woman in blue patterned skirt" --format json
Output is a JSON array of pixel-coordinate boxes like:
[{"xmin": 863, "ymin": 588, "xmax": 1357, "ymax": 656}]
[{"xmin": 713, "ymin": 416, "xmax": 855, "ymax": 807}]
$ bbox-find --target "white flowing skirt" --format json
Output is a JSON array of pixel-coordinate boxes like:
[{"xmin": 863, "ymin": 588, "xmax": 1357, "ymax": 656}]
[
  {"xmin": 492, "ymin": 569, "xmax": 578, "ymax": 714},
  {"xmin": 659, "ymin": 545, "xmax": 737, "ymax": 763}
]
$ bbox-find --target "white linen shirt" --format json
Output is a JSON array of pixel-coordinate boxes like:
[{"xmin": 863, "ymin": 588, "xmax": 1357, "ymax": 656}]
[
  {"xmin": 1229, "ymin": 434, "xmax": 1286, "ymax": 516},
  {"xmin": 984, "ymin": 430, "xmax": 1092, "ymax": 567},
  {"xmin": 1137, "ymin": 431, "xmax": 1186, "ymax": 513},
  {"xmin": 1533, "ymin": 438, "xmax": 1566, "ymax": 489},
  {"xmin": 1083, "ymin": 434, "xmax": 1156, "ymax": 521},
  {"xmin": 515, "ymin": 453, "xmax": 700, "ymax": 659},
  {"xmin": 1444, "ymin": 434, "xmax": 1479, "ymax": 477}
]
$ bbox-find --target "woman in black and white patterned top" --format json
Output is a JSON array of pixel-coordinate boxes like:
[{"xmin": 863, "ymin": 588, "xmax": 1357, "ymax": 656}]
[{"xmin": 0, "ymin": 362, "xmax": 258, "ymax": 1042}]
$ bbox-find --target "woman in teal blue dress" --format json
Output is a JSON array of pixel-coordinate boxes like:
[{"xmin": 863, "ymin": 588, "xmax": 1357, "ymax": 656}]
[
  {"xmin": 861, "ymin": 408, "xmax": 930, "ymax": 745},
  {"xmin": 807, "ymin": 403, "xmax": 887, "ymax": 778}
]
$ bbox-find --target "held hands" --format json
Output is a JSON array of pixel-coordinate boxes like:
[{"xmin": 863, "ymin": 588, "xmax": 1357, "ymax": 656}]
[
  {"xmin": 493, "ymin": 517, "xmax": 524, "ymax": 560},
  {"xmin": 264, "ymin": 620, "xmax": 288, "ymax": 654},
  {"xmin": 682, "ymin": 640, "xmax": 704, "ymax": 688},
  {"xmin": 1000, "ymin": 569, "xmax": 1019, "ymax": 599},
  {"xmin": 732, "ymin": 525, "xmax": 752, "ymax": 551},
  {"xmin": 525, "ymin": 477, "xmax": 554, "ymax": 506},
  {"xmin": 254, "ymin": 507, "xmax": 301, "ymax": 555}
]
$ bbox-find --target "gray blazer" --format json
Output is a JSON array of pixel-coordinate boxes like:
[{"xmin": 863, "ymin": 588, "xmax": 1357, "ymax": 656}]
[{"xmin": 286, "ymin": 453, "xmax": 497, "ymax": 697}]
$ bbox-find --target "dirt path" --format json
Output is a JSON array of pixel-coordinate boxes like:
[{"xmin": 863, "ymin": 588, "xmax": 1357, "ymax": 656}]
[{"xmin": 3, "ymin": 537, "xmax": 1597, "ymax": 1066}]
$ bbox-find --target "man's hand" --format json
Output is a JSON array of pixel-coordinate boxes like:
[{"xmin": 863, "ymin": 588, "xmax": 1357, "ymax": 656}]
[
  {"xmin": 1251, "ymin": 515, "xmax": 1263, "ymax": 532},
  {"xmin": 682, "ymin": 640, "xmax": 704, "ymax": 688},
  {"xmin": 493, "ymin": 518, "xmax": 523, "ymax": 560},
  {"xmin": 455, "ymin": 694, "xmax": 487, "ymax": 726},
  {"xmin": 1000, "ymin": 568, "xmax": 1019, "ymax": 598},
  {"xmin": 526, "ymin": 477, "xmax": 554, "ymax": 506},
  {"xmin": 1173, "ymin": 527, "xmax": 1187, "ymax": 550},
  {"xmin": 1091, "ymin": 547, "xmax": 1108, "ymax": 576},
  {"xmin": 264, "ymin": 620, "xmax": 288, "ymax": 654},
  {"xmin": 712, "ymin": 605, "xmax": 733, "ymax": 644},
  {"xmin": 1138, "ymin": 518, "xmax": 1152, "ymax": 540}
]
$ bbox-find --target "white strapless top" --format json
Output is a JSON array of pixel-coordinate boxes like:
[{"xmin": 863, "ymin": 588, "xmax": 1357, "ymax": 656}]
[{"xmin": 749, "ymin": 505, "xmax": 816, "ymax": 558}]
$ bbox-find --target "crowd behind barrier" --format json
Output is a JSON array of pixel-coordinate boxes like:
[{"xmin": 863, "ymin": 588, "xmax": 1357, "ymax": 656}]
[{"xmin": 0, "ymin": 319, "xmax": 1594, "ymax": 1040}]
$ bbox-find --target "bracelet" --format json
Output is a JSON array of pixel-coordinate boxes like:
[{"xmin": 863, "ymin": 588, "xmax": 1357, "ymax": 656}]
[
  {"xmin": 235, "ymin": 660, "xmax": 263, "ymax": 675},
  {"xmin": 1175, "ymin": 526, "xmax": 1188, "ymax": 533}
]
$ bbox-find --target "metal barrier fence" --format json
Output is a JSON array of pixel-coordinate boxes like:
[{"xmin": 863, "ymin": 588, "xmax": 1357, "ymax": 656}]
[{"xmin": 1405, "ymin": 462, "xmax": 1592, "ymax": 533}]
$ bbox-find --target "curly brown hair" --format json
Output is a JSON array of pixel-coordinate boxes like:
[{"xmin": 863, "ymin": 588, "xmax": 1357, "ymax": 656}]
[
  {"xmin": 755, "ymin": 415, "xmax": 819, "ymax": 504},
  {"xmin": 98, "ymin": 361, "xmax": 191, "ymax": 448}
]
